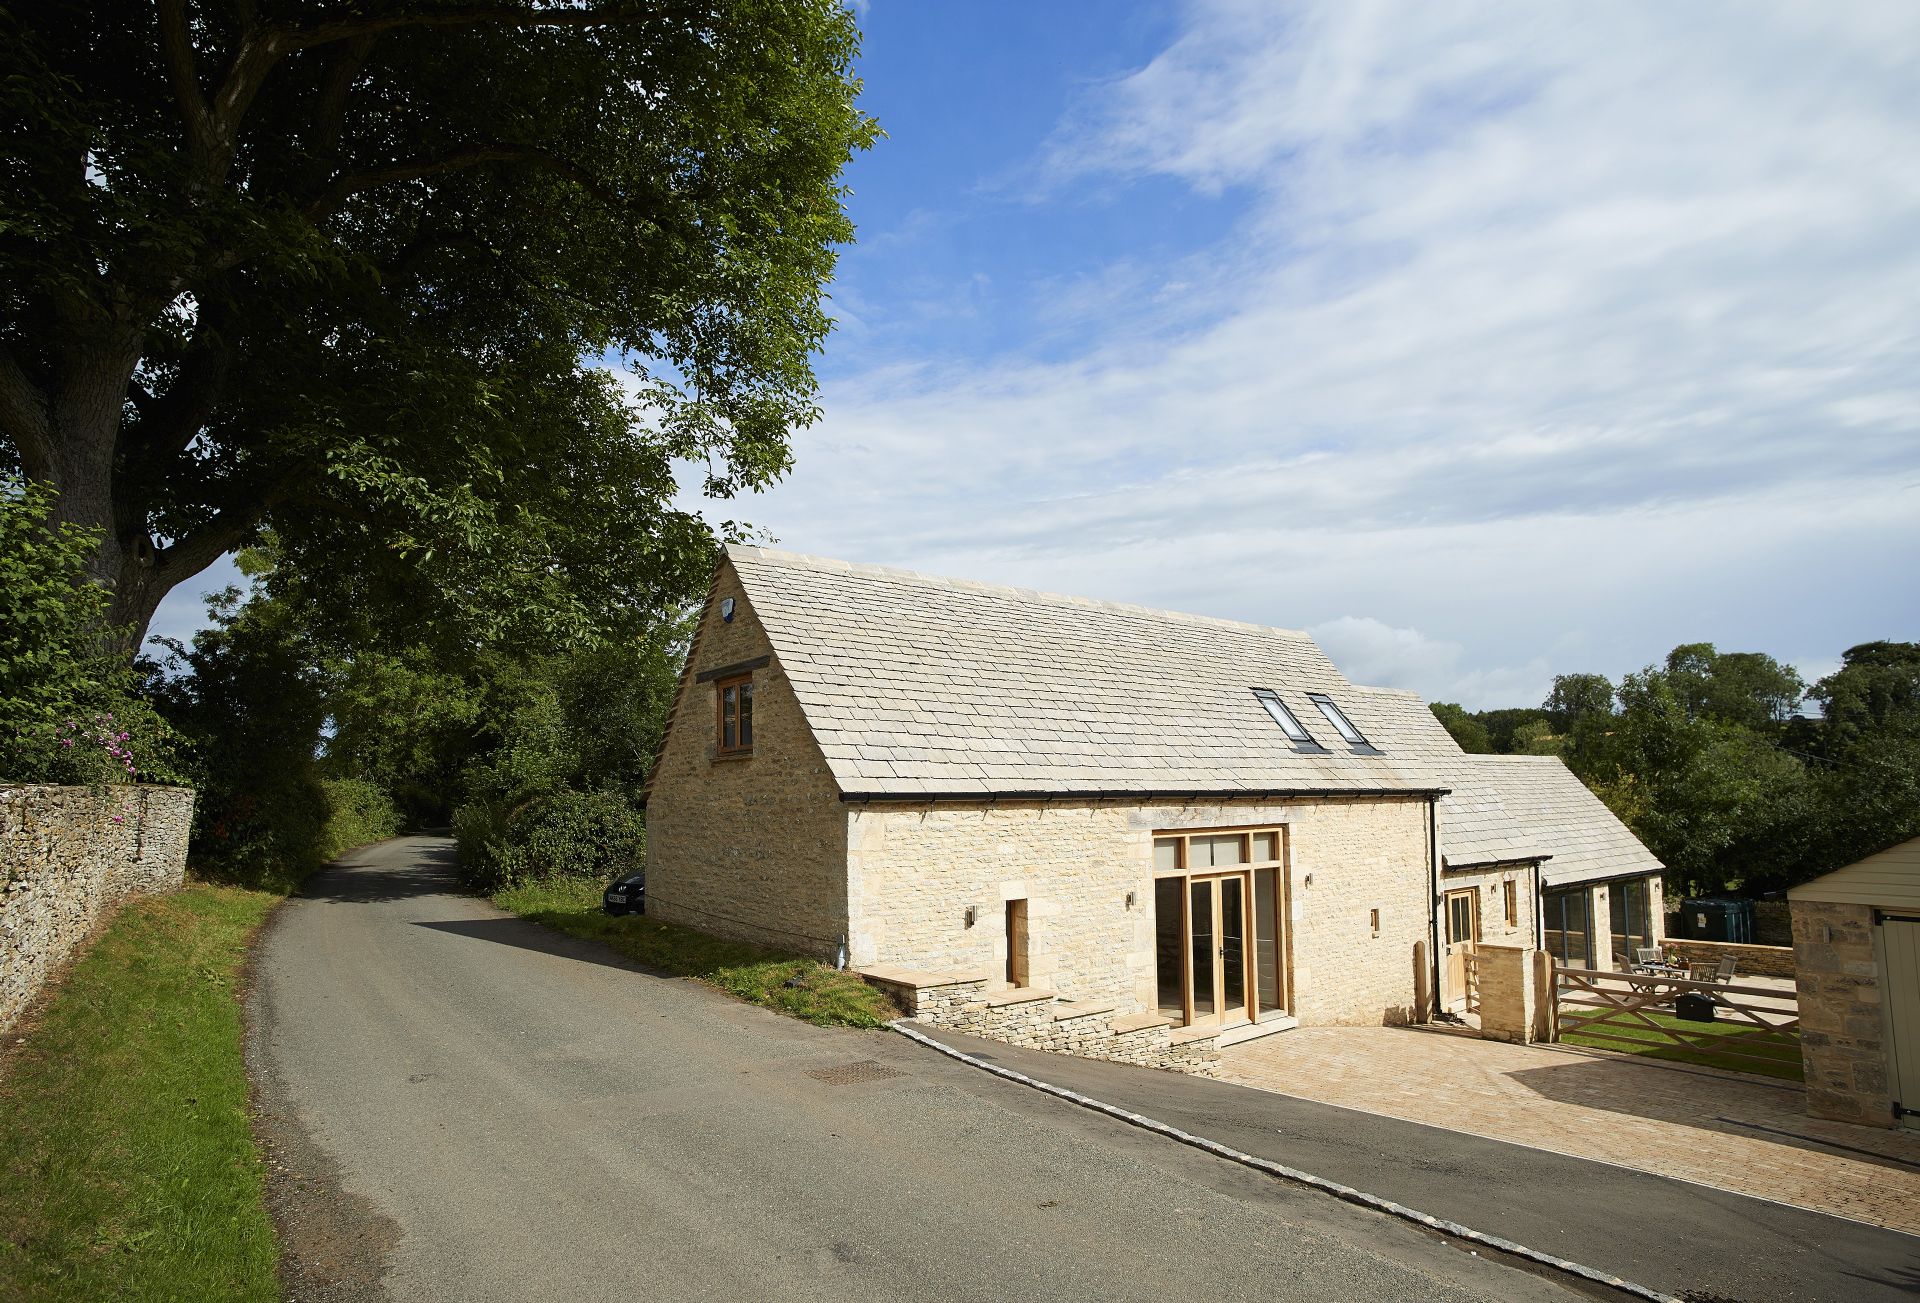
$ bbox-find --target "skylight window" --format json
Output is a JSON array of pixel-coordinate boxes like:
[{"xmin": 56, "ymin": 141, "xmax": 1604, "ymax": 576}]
[
  {"xmin": 1252, "ymin": 689, "xmax": 1317, "ymax": 745},
  {"xmin": 1308, "ymin": 693, "xmax": 1369, "ymax": 746}
]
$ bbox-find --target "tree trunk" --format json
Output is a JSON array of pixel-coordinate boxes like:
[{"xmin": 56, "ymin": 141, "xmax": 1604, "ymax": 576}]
[{"xmin": 33, "ymin": 328, "xmax": 211, "ymax": 659}]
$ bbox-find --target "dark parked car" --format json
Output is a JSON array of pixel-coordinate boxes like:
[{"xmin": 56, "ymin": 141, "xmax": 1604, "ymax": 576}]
[{"xmin": 603, "ymin": 871, "xmax": 645, "ymax": 916}]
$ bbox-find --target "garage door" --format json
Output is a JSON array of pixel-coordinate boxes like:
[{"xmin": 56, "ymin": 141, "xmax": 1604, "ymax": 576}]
[{"xmin": 1887, "ymin": 916, "xmax": 1920, "ymax": 1131}]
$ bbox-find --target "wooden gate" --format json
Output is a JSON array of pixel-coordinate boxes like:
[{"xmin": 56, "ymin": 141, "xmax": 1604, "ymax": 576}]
[
  {"xmin": 1460, "ymin": 944, "xmax": 1483, "ymax": 1015},
  {"xmin": 1554, "ymin": 966, "xmax": 1801, "ymax": 1076}
]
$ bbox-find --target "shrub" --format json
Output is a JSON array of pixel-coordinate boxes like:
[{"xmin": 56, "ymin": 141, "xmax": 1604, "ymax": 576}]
[
  {"xmin": 453, "ymin": 787, "xmax": 643, "ymax": 892},
  {"xmin": 0, "ymin": 480, "xmax": 186, "ymax": 785},
  {"xmin": 319, "ymin": 778, "xmax": 402, "ymax": 860}
]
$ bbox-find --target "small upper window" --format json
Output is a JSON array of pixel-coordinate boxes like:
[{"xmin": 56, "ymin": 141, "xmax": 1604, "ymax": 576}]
[
  {"xmin": 1252, "ymin": 689, "xmax": 1317, "ymax": 745},
  {"xmin": 717, "ymin": 673, "xmax": 754, "ymax": 755},
  {"xmin": 1307, "ymin": 693, "xmax": 1368, "ymax": 746}
]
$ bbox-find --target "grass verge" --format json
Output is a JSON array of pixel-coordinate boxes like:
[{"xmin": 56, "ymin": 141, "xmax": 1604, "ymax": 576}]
[
  {"xmin": 1559, "ymin": 1009, "xmax": 1804, "ymax": 1081},
  {"xmin": 0, "ymin": 884, "xmax": 283, "ymax": 1302},
  {"xmin": 493, "ymin": 876, "xmax": 898, "ymax": 1029}
]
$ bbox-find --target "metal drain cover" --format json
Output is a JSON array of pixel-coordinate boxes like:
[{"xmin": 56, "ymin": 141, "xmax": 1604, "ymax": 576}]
[{"xmin": 807, "ymin": 1059, "xmax": 905, "ymax": 1085}]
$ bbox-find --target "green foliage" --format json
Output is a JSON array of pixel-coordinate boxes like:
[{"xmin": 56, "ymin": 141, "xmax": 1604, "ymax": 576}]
[
  {"xmin": 1475, "ymin": 707, "xmax": 1555, "ymax": 754},
  {"xmin": 1429, "ymin": 702, "xmax": 1492, "ymax": 753},
  {"xmin": 0, "ymin": 480, "xmax": 186, "ymax": 784},
  {"xmin": 1, "ymin": 2, "xmax": 877, "ymax": 650},
  {"xmin": 1543, "ymin": 672, "xmax": 1614, "ymax": 729},
  {"xmin": 1663, "ymin": 643, "xmax": 1804, "ymax": 730},
  {"xmin": 494, "ymin": 876, "xmax": 895, "ymax": 1029},
  {"xmin": 452, "ymin": 621, "xmax": 687, "ymax": 890},
  {"xmin": 318, "ymin": 777, "xmax": 402, "ymax": 862},
  {"xmin": 1803, "ymin": 642, "xmax": 1920, "ymax": 871},
  {"xmin": 1442, "ymin": 640, "xmax": 1917, "ymax": 897},
  {"xmin": 320, "ymin": 648, "xmax": 485, "ymax": 826},
  {"xmin": 0, "ymin": 885, "xmax": 282, "ymax": 1301},
  {"xmin": 1510, "ymin": 718, "xmax": 1563, "ymax": 756},
  {"xmin": 147, "ymin": 585, "xmax": 333, "ymax": 891}
]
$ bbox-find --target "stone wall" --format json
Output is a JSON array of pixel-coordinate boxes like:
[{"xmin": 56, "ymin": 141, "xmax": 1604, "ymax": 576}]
[
  {"xmin": 1755, "ymin": 899, "xmax": 1793, "ymax": 948},
  {"xmin": 1791, "ymin": 899, "xmax": 1895, "ymax": 1127},
  {"xmin": 1, "ymin": 784, "xmax": 194, "ymax": 1033},
  {"xmin": 643, "ymin": 561, "xmax": 851, "ymax": 958},
  {"xmin": 1662, "ymin": 937, "xmax": 1796, "ymax": 979},
  {"xmin": 848, "ymin": 794, "xmax": 1434, "ymax": 1027},
  {"xmin": 1473, "ymin": 944, "xmax": 1538, "ymax": 1044},
  {"xmin": 863, "ymin": 966, "xmax": 1221, "ymax": 1076}
]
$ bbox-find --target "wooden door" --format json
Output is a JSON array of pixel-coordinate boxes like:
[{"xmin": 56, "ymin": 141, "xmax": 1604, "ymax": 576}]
[
  {"xmin": 1187, "ymin": 874, "xmax": 1253, "ymax": 1029},
  {"xmin": 1885, "ymin": 916, "xmax": 1920, "ymax": 1131},
  {"xmin": 1005, "ymin": 899, "xmax": 1029, "ymax": 988},
  {"xmin": 1444, "ymin": 888, "xmax": 1480, "ymax": 1011}
]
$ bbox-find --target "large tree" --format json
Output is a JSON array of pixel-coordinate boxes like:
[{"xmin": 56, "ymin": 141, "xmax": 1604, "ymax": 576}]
[{"xmin": 0, "ymin": 1, "xmax": 875, "ymax": 652}]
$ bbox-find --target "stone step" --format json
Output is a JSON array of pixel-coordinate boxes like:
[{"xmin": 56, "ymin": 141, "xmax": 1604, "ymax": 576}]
[
  {"xmin": 983, "ymin": 986, "xmax": 1058, "ymax": 1008},
  {"xmin": 1050, "ymin": 1000, "xmax": 1119, "ymax": 1023},
  {"xmin": 1216, "ymin": 1015, "xmax": 1297, "ymax": 1048}
]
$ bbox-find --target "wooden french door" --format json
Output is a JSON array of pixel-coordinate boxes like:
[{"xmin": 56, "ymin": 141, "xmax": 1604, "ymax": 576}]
[
  {"xmin": 1187, "ymin": 872, "xmax": 1253, "ymax": 1030},
  {"xmin": 1444, "ymin": 888, "xmax": 1480, "ymax": 1011}
]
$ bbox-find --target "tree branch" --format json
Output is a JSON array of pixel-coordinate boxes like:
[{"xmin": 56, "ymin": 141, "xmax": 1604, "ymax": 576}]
[
  {"xmin": 302, "ymin": 143, "xmax": 629, "ymax": 220},
  {"xmin": 286, "ymin": 4, "xmax": 675, "ymax": 52},
  {"xmin": 156, "ymin": 0, "xmax": 217, "ymax": 167},
  {"xmin": 0, "ymin": 340, "xmax": 57, "ymax": 482}
]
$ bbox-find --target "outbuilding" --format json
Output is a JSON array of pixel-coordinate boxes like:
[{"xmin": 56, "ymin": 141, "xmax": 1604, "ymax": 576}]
[{"xmin": 1789, "ymin": 836, "xmax": 1920, "ymax": 1129}]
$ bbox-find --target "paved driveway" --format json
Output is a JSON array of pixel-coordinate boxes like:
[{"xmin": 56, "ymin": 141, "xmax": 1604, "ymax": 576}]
[
  {"xmin": 245, "ymin": 838, "xmax": 1583, "ymax": 1303},
  {"xmin": 919, "ymin": 1027, "xmax": 1920, "ymax": 1303},
  {"xmin": 1220, "ymin": 1025, "xmax": 1920, "ymax": 1234}
]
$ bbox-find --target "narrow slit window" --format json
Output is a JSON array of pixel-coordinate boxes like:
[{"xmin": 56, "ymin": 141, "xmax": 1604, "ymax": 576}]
[
  {"xmin": 1252, "ymin": 689, "xmax": 1316, "ymax": 745},
  {"xmin": 1307, "ymin": 692, "xmax": 1367, "ymax": 746},
  {"xmin": 716, "ymin": 673, "xmax": 754, "ymax": 755}
]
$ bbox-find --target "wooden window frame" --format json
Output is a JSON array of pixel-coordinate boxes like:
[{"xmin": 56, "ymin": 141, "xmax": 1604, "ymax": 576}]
[
  {"xmin": 1503, "ymin": 879, "xmax": 1519, "ymax": 929},
  {"xmin": 714, "ymin": 672, "xmax": 755, "ymax": 757},
  {"xmin": 1150, "ymin": 826, "xmax": 1290, "ymax": 1025}
]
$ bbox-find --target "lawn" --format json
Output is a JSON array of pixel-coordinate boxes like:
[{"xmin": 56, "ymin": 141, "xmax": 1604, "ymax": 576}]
[
  {"xmin": 1558, "ymin": 1006, "xmax": 1805, "ymax": 1081},
  {"xmin": 0, "ymin": 885, "xmax": 283, "ymax": 1303},
  {"xmin": 493, "ymin": 876, "xmax": 899, "ymax": 1029}
]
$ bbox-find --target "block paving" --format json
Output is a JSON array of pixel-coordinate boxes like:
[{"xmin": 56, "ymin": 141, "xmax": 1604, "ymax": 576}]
[{"xmin": 1220, "ymin": 1025, "xmax": 1920, "ymax": 1235}]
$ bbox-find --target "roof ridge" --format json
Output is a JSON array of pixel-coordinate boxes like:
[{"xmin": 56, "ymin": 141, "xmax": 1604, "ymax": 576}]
[{"xmin": 727, "ymin": 543, "xmax": 1321, "ymax": 644}]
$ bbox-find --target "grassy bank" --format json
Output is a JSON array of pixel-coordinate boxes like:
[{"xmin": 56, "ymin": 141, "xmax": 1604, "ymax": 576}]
[
  {"xmin": 494, "ymin": 876, "xmax": 897, "ymax": 1028},
  {"xmin": 0, "ymin": 885, "xmax": 283, "ymax": 1303},
  {"xmin": 1560, "ymin": 1009, "xmax": 1804, "ymax": 1080}
]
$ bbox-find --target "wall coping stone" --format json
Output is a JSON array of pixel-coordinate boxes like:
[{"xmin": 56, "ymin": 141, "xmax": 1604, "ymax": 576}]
[
  {"xmin": 984, "ymin": 987, "xmax": 1058, "ymax": 1008},
  {"xmin": 1051, "ymin": 1000, "xmax": 1119, "ymax": 1022},
  {"xmin": 1110, "ymin": 1011, "xmax": 1175, "ymax": 1034},
  {"xmin": 856, "ymin": 964, "xmax": 992, "ymax": 990}
]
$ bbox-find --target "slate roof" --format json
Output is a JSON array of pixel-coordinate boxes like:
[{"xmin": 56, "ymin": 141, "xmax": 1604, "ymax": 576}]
[
  {"xmin": 723, "ymin": 546, "xmax": 1663, "ymax": 882},
  {"xmin": 730, "ymin": 545, "xmax": 1441, "ymax": 798},
  {"xmin": 1451, "ymin": 757, "xmax": 1664, "ymax": 886}
]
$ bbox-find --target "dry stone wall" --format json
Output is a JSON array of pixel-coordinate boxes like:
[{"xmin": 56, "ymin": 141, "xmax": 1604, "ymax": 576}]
[
  {"xmin": 1, "ymin": 784, "xmax": 194, "ymax": 1033},
  {"xmin": 1661, "ymin": 937, "xmax": 1796, "ymax": 979},
  {"xmin": 863, "ymin": 967, "xmax": 1221, "ymax": 1076}
]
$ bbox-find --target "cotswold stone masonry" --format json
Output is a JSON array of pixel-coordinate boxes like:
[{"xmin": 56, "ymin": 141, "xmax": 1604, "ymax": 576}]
[{"xmin": 1, "ymin": 784, "xmax": 194, "ymax": 1033}]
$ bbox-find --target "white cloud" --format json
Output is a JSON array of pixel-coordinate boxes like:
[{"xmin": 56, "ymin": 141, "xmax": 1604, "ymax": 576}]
[{"xmin": 731, "ymin": 0, "xmax": 1920, "ymax": 702}]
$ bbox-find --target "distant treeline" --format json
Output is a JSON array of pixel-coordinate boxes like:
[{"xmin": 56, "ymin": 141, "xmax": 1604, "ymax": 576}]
[{"xmin": 1431, "ymin": 641, "xmax": 1920, "ymax": 899}]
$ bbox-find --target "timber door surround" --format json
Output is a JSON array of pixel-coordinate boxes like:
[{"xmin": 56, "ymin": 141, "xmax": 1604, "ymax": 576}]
[
  {"xmin": 1153, "ymin": 827, "xmax": 1288, "ymax": 1029},
  {"xmin": 1444, "ymin": 887, "xmax": 1481, "ymax": 1012}
]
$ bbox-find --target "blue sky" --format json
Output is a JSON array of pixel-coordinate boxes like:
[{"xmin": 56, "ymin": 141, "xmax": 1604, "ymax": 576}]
[{"xmin": 152, "ymin": 0, "xmax": 1920, "ymax": 708}]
